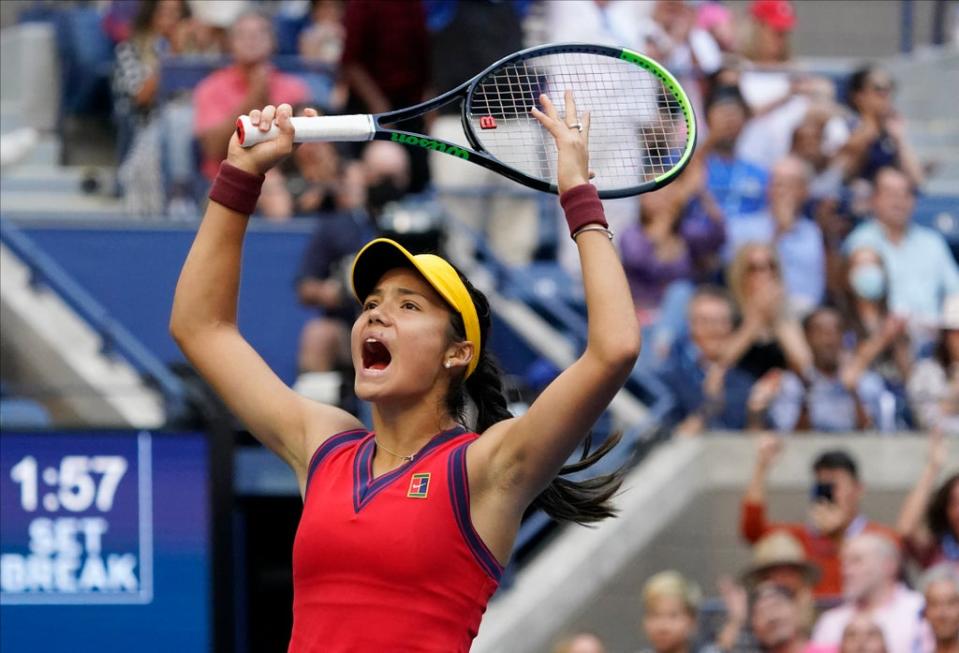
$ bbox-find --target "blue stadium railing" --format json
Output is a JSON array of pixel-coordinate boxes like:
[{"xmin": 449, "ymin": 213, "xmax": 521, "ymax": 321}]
[{"xmin": 0, "ymin": 219, "xmax": 189, "ymax": 421}]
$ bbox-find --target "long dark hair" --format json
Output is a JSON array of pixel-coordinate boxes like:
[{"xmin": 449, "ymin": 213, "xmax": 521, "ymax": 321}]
[
  {"xmin": 443, "ymin": 270, "xmax": 625, "ymax": 525},
  {"xmin": 927, "ymin": 473, "xmax": 959, "ymax": 541},
  {"xmin": 132, "ymin": 0, "xmax": 188, "ymax": 38}
]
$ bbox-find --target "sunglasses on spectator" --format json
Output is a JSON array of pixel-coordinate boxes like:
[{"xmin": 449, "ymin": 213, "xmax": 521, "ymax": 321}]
[
  {"xmin": 747, "ymin": 260, "xmax": 777, "ymax": 273},
  {"xmin": 869, "ymin": 82, "xmax": 894, "ymax": 95},
  {"xmin": 751, "ymin": 583, "xmax": 796, "ymax": 604}
]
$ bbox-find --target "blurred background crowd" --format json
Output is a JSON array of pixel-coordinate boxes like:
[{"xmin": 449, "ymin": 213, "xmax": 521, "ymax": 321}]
[
  {"xmin": 1, "ymin": 1, "xmax": 958, "ymax": 652},
  {"xmin": 19, "ymin": 0, "xmax": 954, "ymax": 436}
]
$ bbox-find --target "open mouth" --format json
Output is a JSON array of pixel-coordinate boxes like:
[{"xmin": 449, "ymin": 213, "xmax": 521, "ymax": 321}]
[{"xmin": 362, "ymin": 338, "xmax": 392, "ymax": 371}]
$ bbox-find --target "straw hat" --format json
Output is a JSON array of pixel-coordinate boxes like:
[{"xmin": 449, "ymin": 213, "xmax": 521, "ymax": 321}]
[{"xmin": 740, "ymin": 531, "xmax": 821, "ymax": 588}]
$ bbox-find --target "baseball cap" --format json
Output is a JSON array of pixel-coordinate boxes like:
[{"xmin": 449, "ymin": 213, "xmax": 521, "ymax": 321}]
[
  {"xmin": 350, "ymin": 238, "xmax": 481, "ymax": 378},
  {"xmin": 750, "ymin": 0, "xmax": 797, "ymax": 31}
]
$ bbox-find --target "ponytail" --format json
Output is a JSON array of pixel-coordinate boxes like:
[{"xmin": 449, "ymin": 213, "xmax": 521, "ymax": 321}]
[{"xmin": 445, "ymin": 272, "xmax": 625, "ymax": 526}]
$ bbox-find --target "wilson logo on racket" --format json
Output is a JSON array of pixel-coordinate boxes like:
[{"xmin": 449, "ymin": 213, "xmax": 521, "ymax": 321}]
[
  {"xmin": 236, "ymin": 43, "xmax": 697, "ymax": 198},
  {"xmin": 390, "ymin": 133, "xmax": 470, "ymax": 160},
  {"xmin": 407, "ymin": 473, "xmax": 431, "ymax": 499}
]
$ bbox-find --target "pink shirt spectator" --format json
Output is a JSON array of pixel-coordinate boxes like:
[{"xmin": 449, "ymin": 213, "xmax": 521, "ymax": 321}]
[
  {"xmin": 811, "ymin": 584, "xmax": 929, "ymax": 653},
  {"xmin": 193, "ymin": 65, "xmax": 309, "ymax": 179},
  {"xmin": 803, "ymin": 645, "xmax": 838, "ymax": 653}
]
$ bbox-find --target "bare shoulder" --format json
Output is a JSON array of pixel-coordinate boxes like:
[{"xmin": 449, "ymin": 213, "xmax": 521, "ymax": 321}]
[{"xmin": 298, "ymin": 397, "xmax": 366, "ymax": 471}]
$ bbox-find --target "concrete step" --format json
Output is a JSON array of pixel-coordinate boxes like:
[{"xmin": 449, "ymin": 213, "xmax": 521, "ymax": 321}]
[
  {"xmin": 0, "ymin": 189, "xmax": 125, "ymax": 216},
  {"xmin": 0, "ymin": 165, "xmax": 113, "ymax": 194}
]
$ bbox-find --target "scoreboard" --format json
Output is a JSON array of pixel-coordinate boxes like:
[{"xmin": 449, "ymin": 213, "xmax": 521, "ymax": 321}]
[{"xmin": 0, "ymin": 431, "xmax": 211, "ymax": 652}]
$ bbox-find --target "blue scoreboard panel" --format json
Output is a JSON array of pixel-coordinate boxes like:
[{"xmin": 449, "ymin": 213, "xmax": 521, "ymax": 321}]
[{"xmin": 1, "ymin": 431, "xmax": 211, "ymax": 652}]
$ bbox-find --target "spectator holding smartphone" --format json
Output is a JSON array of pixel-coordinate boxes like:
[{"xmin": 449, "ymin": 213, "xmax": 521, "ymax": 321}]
[{"xmin": 740, "ymin": 436, "xmax": 899, "ymax": 597}]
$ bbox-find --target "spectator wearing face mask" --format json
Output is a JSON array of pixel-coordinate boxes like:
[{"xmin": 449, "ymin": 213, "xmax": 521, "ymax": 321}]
[
  {"xmin": 837, "ymin": 247, "xmax": 913, "ymax": 393},
  {"xmin": 843, "ymin": 168, "xmax": 959, "ymax": 326}
]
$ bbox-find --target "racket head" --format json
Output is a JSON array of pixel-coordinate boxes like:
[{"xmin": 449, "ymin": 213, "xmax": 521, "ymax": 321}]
[{"xmin": 462, "ymin": 43, "xmax": 697, "ymax": 199}]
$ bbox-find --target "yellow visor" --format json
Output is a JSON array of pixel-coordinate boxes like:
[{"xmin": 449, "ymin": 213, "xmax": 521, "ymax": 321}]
[{"xmin": 350, "ymin": 238, "xmax": 481, "ymax": 378}]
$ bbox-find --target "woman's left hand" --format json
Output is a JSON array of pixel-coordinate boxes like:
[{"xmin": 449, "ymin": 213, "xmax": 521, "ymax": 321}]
[{"xmin": 531, "ymin": 90, "xmax": 591, "ymax": 194}]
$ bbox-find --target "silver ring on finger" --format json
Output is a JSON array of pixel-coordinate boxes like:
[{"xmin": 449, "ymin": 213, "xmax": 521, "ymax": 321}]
[{"xmin": 567, "ymin": 122, "xmax": 583, "ymax": 132}]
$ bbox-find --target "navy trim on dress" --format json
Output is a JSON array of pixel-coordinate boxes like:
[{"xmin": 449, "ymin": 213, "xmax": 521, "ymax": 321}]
[
  {"xmin": 352, "ymin": 426, "xmax": 468, "ymax": 513},
  {"xmin": 447, "ymin": 442, "xmax": 504, "ymax": 582},
  {"xmin": 304, "ymin": 429, "xmax": 367, "ymax": 495}
]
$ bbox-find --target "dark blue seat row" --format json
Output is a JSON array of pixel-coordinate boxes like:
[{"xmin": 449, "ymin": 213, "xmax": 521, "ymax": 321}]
[{"xmin": 914, "ymin": 194, "xmax": 959, "ymax": 251}]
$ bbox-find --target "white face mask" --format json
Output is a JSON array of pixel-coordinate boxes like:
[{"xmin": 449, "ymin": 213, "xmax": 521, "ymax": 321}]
[{"xmin": 850, "ymin": 264, "xmax": 886, "ymax": 301}]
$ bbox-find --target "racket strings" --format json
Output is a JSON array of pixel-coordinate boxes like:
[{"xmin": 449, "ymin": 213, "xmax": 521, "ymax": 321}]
[{"xmin": 467, "ymin": 52, "xmax": 689, "ymax": 191}]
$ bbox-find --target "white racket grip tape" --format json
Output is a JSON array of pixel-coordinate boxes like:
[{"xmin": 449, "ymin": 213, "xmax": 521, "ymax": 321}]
[{"xmin": 236, "ymin": 114, "xmax": 376, "ymax": 147}]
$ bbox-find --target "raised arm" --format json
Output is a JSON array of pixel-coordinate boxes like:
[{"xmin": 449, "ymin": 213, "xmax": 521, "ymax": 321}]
[
  {"xmin": 470, "ymin": 92, "xmax": 641, "ymax": 512},
  {"xmin": 170, "ymin": 104, "xmax": 362, "ymax": 485},
  {"xmin": 740, "ymin": 433, "xmax": 781, "ymax": 542},
  {"xmin": 896, "ymin": 430, "xmax": 947, "ymax": 540}
]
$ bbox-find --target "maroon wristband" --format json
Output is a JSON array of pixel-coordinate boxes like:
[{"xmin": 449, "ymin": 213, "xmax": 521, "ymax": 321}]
[
  {"xmin": 208, "ymin": 161, "xmax": 265, "ymax": 215},
  {"xmin": 559, "ymin": 183, "xmax": 608, "ymax": 238}
]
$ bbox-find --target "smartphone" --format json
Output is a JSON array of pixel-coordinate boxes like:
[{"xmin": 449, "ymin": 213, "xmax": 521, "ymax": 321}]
[{"xmin": 812, "ymin": 482, "xmax": 834, "ymax": 503}]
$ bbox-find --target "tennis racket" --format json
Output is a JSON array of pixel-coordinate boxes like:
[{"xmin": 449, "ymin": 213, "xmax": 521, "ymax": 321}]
[{"xmin": 236, "ymin": 43, "xmax": 696, "ymax": 199}]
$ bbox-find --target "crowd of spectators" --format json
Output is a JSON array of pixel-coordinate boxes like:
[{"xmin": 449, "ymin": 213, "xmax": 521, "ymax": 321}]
[
  {"xmin": 71, "ymin": 0, "xmax": 959, "ymax": 433},
  {"xmin": 24, "ymin": 0, "xmax": 959, "ymax": 649},
  {"xmin": 548, "ymin": 432, "xmax": 957, "ymax": 652}
]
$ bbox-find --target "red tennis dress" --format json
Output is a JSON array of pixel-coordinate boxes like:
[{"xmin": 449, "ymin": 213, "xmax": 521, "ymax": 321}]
[{"xmin": 288, "ymin": 426, "xmax": 503, "ymax": 652}]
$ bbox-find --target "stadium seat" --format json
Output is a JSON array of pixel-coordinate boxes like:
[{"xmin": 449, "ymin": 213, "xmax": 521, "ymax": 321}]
[
  {"xmin": 0, "ymin": 397, "xmax": 52, "ymax": 428},
  {"xmin": 913, "ymin": 194, "xmax": 959, "ymax": 251}
]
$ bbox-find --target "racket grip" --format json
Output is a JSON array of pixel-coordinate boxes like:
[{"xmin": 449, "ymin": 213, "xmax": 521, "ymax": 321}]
[{"xmin": 236, "ymin": 114, "xmax": 376, "ymax": 147}]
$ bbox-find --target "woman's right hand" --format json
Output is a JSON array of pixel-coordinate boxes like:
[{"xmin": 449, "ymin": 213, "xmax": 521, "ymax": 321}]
[{"xmin": 226, "ymin": 104, "xmax": 318, "ymax": 176}]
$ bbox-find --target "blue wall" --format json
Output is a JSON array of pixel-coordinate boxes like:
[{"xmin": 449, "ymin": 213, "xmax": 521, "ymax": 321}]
[{"xmin": 21, "ymin": 223, "xmax": 315, "ymax": 384}]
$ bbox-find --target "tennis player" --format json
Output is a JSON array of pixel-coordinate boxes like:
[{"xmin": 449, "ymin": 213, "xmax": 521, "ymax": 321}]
[{"xmin": 170, "ymin": 94, "xmax": 641, "ymax": 651}]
